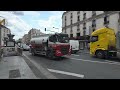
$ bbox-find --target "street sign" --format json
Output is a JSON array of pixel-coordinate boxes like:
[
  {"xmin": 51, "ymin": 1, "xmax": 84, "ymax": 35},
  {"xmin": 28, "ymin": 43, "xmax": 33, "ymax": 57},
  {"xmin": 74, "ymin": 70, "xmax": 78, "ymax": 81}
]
[{"xmin": 5, "ymin": 41, "xmax": 15, "ymax": 47}]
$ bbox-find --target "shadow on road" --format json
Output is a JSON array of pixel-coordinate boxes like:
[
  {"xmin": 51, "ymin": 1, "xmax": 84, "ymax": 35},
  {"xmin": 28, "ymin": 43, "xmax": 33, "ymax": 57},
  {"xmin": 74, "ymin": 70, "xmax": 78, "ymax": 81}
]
[{"xmin": 34, "ymin": 54, "xmax": 69, "ymax": 61}]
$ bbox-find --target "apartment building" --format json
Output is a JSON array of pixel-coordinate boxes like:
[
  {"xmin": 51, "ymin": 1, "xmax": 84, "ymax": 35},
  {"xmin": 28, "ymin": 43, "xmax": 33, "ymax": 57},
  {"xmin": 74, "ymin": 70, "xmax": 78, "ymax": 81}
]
[
  {"xmin": 62, "ymin": 11, "xmax": 120, "ymax": 49},
  {"xmin": 0, "ymin": 25, "xmax": 11, "ymax": 46},
  {"xmin": 22, "ymin": 34, "xmax": 29, "ymax": 44},
  {"xmin": 62, "ymin": 11, "xmax": 120, "ymax": 37},
  {"xmin": 27, "ymin": 28, "xmax": 44, "ymax": 44}
]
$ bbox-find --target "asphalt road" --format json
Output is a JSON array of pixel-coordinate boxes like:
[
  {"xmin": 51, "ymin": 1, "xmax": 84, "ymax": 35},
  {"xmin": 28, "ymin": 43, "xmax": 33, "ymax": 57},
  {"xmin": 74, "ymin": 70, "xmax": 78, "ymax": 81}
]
[{"xmin": 23, "ymin": 51, "xmax": 120, "ymax": 79}]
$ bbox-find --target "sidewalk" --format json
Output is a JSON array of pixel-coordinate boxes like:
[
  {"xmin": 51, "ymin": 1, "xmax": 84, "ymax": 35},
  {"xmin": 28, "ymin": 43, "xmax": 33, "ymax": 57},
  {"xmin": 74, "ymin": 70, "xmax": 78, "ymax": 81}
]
[{"xmin": 0, "ymin": 56, "xmax": 38, "ymax": 79}]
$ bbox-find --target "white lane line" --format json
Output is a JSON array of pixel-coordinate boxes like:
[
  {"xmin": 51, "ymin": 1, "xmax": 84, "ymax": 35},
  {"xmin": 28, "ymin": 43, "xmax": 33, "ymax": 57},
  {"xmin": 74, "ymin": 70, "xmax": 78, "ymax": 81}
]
[
  {"xmin": 70, "ymin": 58, "xmax": 120, "ymax": 65},
  {"xmin": 71, "ymin": 54, "xmax": 80, "ymax": 56},
  {"xmin": 23, "ymin": 54, "xmax": 57, "ymax": 79},
  {"xmin": 104, "ymin": 60, "xmax": 119, "ymax": 63},
  {"xmin": 70, "ymin": 55, "xmax": 120, "ymax": 64},
  {"xmin": 48, "ymin": 68, "xmax": 84, "ymax": 78}
]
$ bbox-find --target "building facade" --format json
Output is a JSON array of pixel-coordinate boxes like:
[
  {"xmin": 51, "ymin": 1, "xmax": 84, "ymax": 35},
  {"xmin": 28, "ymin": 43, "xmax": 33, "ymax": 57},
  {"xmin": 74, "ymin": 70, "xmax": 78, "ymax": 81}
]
[
  {"xmin": 62, "ymin": 11, "xmax": 120, "ymax": 49},
  {"xmin": 62, "ymin": 11, "xmax": 120, "ymax": 37},
  {"xmin": 22, "ymin": 34, "xmax": 29, "ymax": 44},
  {"xmin": 0, "ymin": 25, "xmax": 11, "ymax": 46},
  {"xmin": 27, "ymin": 28, "xmax": 44, "ymax": 44}
]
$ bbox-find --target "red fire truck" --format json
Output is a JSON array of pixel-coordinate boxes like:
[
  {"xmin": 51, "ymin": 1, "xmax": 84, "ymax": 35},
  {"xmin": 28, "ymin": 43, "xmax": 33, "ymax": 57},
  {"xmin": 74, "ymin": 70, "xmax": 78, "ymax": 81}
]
[{"xmin": 29, "ymin": 33, "xmax": 71, "ymax": 59}]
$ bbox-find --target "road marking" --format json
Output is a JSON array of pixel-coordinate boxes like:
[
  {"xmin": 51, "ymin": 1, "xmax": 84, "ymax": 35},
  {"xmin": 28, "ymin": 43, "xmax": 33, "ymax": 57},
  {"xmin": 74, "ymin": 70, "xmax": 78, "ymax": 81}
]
[
  {"xmin": 23, "ymin": 53, "xmax": 57, "ymax": 79},
  {"xmin": 47, "ymin": 68, "xmax": 84, "ymax": 78},
  {"xmin": 68, "ymin": 55, "xmax": 120, "ymax": 64},
  {"xmin": 70, "ymin": 58, "xmax": 120, "ymax": 65},
  {"xmin": 71, "ymin": 54, "xmax": 80, "ymax": 56},
  {"xmin": 104, "ymin": 60, "xmax": 119, "ymax": 63}
]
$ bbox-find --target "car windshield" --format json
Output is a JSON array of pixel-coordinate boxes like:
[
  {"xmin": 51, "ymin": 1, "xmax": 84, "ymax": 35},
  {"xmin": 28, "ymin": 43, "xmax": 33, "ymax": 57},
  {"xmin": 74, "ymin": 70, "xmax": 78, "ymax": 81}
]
[
  {"xmin": 56, "ymin": 34, "xmax": 69, "ymax": 43},
  {"xmin": 90, "ymin": 36, "xmax": 98, "ymax": 42}
]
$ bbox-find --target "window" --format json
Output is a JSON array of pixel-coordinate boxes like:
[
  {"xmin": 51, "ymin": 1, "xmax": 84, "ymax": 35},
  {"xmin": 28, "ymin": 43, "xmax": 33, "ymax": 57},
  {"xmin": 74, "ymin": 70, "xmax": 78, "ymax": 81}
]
[
  {"xmin": 104, "ymin": 15, "xmax": 109, "ymax": 25},
  {"xmin": 118, "ymin": 12, "xmax": 120, "ymax": 24},
  {"xmin": 83, "ymin": 30, "xmax": 86, "ymax": 36},
  {"xmin": 65, "ymin": 21, "xmax": 66, "ymax": 26},
  {"xmin": 83, "ymin": 23, "xmax": 86, "ymax": 29},
  {"xmin": 71, "ymin": 20, "xmax": 72, "ymax": 24},
  {"xmin": 93, "ymin": 28, "xmax": 95, "ymax": 32},
  {"xmin": 90, "ymin": 36, "xmax": 98, "ymax": 42},
  {"xmin": 76, "ymin": 33, "xmax": 80, "ymax": 37},
  {"xmin": 77, "ymin": 24, "xmax": 80, "ymax": 31},
  {"xmin": 104, "ymin": 11, "xmax": 108, "ymax": 13},
  {"xmin": 70, "ymin": 29, "xmax": 73, "ymax": 33},
  {"xmin": 4, "ymin": 33, "xmax": 5, "ymax": 36},
  {"xmin": 92, "ymin": 19, "xmax": 96, "ymax": 27},
  {"xmin": 83, "ymin": 22, "xmax": 86, "ymax": 26},
  {"xmin": 71, "ymin": 13, "xmax": 73, "ymax": 18},
  {"xmin": 49, "ymin": 35, "xmax": 57, "ymax": 42},
  {"xmin": 57, "ymin": 34, "xmax": 69, "ymax": 43},
  {"xmin": 70, "ymin": 34, "xmax": 73, "ymax": 37},
  {"xmin": 77, "ymin": 15, "xmax": 80, "ymax": 21},
  {"xmin": 92, "ymin": 11, "xmax": 96, "ymax": 16},
  {"xmin": 77, "ymin": 11, "xmax": 80, "ymax": 14},
  {"xmin": 83, "ymin": 12, "xmax": 86, "ymax": 20},
  {"xmin": 65, "ymin": 29, "xmax": 66, "ymax": 33},
  {"xmin": 65, "ymin": 16, "xmax": 66, "ymax": 21}
]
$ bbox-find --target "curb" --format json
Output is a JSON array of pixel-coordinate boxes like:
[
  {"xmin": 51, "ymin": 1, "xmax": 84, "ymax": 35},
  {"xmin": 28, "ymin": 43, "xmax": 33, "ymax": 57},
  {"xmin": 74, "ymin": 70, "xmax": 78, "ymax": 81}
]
[{"xmin": 22, "ymin": 54, "xmax": 57, "ymax": 79}]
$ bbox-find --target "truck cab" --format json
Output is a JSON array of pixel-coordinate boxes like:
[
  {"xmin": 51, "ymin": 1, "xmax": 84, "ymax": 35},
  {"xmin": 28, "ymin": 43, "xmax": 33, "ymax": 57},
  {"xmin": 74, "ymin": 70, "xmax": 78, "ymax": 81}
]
[{"xmin": 90, "ymin": 27, "xmax": 117, "ymax": 59}]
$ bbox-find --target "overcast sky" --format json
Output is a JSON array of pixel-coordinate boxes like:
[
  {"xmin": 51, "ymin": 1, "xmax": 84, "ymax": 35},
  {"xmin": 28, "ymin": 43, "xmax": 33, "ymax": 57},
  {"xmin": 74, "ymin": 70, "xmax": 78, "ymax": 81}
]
[{"xmin": 0, "ymin": 11, "xmax": 64, "ymax": 40}]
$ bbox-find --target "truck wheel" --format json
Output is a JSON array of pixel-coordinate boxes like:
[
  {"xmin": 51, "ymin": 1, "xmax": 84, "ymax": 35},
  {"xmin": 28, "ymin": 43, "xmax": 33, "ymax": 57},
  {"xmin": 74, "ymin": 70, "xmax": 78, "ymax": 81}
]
[
  {"xmin": 31, "ymin": 51, "xmax": 36, "ymax": 56},
  {"xmin": 96, "ymin": 50, "xmax": 105, "ymax": 59},
  {"xmin": 46, "ymin": 50, "xmax": 56, "ymax": 60}
]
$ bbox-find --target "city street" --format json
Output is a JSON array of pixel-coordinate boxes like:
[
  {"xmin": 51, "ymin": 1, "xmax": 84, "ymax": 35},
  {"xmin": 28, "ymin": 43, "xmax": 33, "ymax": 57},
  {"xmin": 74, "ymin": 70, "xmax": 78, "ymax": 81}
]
[
  {"xmin": 1, "ymin": 11, "xmax": 120, "ymax": 79},
  {"xmin": 23, "ymin": 51, "xmax": 120, "ymax": 79}
]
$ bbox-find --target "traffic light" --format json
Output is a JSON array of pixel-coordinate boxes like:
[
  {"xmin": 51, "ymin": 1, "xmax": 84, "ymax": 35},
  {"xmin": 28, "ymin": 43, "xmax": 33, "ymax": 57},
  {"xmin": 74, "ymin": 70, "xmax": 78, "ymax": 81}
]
[{"xmin": 45, "ymin": 28, "xmax": 46, "ymax": 31}]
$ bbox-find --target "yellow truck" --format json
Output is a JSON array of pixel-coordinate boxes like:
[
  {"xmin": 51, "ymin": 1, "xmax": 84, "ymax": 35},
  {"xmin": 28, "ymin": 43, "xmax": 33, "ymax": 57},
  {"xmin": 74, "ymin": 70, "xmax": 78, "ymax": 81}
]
[{"xmin": 90, "ymin": 27, "xmax": 117, "ymax": 59}]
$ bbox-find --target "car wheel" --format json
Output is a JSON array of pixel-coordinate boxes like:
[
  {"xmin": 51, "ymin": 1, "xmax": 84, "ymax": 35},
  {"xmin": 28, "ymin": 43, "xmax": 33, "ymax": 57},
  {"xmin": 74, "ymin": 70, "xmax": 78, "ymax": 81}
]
[
  {"xmin": 96, "ymin": 50, "xmax": 105, "ymax": 59},
  {"xmin": 46, "ymin": 50, "xmax": 56, "ymax": 60}
]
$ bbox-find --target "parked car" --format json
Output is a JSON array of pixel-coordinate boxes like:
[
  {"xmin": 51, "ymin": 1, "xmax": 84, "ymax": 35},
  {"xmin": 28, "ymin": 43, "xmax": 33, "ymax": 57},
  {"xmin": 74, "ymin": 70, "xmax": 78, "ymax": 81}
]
[{"xmin": 22, "ymin": 44, "xmax": 30, "ymax": 51}]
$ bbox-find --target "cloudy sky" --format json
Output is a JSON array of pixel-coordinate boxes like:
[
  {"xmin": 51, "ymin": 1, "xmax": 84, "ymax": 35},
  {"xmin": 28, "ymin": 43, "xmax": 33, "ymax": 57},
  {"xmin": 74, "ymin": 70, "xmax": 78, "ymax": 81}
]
[{"xmin": 0, "ymin": 11, "xmax": 64, "ymax": 40}]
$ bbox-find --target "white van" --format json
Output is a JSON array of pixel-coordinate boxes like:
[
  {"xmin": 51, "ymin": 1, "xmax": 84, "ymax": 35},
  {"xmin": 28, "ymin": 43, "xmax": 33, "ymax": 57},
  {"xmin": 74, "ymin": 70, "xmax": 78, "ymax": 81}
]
[
  {"xmin": 21, "ymin": 44, "xmax": 30, "ymax": 51},
  {"xmin": 70, "ymin": 40, "xmax": 79, "ymax": 54}
]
